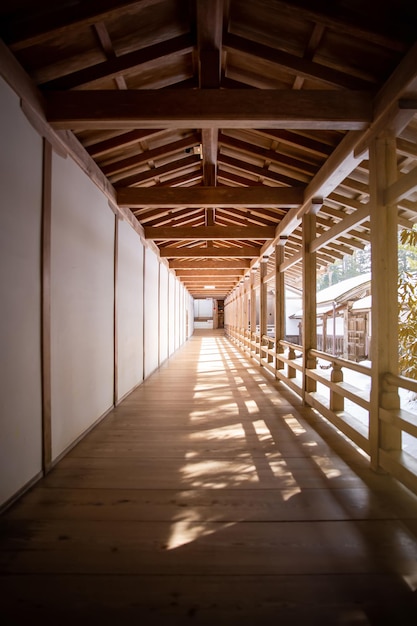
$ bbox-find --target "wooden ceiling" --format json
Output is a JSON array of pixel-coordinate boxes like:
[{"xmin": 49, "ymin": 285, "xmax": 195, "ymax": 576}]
[{"xmin": 1, "ymin": 0, "xmax": 417, "ymax": 298}]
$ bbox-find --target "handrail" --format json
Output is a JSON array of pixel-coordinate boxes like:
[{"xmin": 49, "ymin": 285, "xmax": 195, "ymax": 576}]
[
  {"xmin": 309, "ymin": 348, "xmax": 371, "ymax": 376},
  {"xmin": 385, "ymin": 372, "xmax": 417, "ymax": 394},
  {"xmin": 225, "ymin": 311, "xmax": 417, "ymax": 498}
]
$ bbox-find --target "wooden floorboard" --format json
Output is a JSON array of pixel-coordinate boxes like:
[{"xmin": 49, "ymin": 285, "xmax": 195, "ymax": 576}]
[{"xmin": 2, "ymin": 330, "xmax": 417, "ymax": 625}]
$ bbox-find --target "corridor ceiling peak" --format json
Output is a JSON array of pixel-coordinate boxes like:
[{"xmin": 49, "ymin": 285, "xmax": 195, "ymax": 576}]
[{"xmin": 2, "ymin": 0, "xmax": 417, "ymax": 297}]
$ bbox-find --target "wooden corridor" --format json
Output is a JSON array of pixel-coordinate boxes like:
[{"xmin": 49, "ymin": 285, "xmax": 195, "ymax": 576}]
[{"xmin": 2, "ymin": 330, "xmax": 417, "ymax": 625}]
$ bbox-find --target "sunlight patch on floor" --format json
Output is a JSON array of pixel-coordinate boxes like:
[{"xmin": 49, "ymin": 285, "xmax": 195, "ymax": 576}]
[
  {"xmin": 311, "ymin": 454, "xmax": 342, "ymax": 479},
  {"xmin": 166, "ymin": 511, "xmax": 236, "ymax": 550},
  {"xmin": 188, "ymin": 423, "xmax": 247, "ymax": 440},
  {"xmin": 244, "ymin": 399, "xmax": 259, "ymax": 414},
  {"xmin": 180, "ymin": 460, "xmax": 260, "ymax": 488}
]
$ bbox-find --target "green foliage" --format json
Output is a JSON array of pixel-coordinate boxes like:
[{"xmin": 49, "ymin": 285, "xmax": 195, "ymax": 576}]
[
  {"xmin": 398, "ymin": 227, "xmax": 417, "ymax": 380},
  {"xmin": 317, "ymin": 245, "xmax": 371, "ymax": 290}
]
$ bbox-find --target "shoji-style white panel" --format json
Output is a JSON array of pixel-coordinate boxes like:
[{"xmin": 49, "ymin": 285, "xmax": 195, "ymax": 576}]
[
  {"xmin": 50, "ymin": 152, "xmax": 115, "ymax": 459},
  {"xmin": 159, "ymin": 263, "xmax": 169, "ymax": 366},
  {"xmin": 168, "ymin": 272, "xmax": 176, "ymax": 356},
  {"xmin": 144, "ymin": 247, "xmax": 160, "ymax": 378},
  {"xmin": 0, "ymin": 78, "xmax": 43, "ymax": 507},
  {"xmin": 116, "ymin": 218, "xmax": 144, "ymax": 401}
]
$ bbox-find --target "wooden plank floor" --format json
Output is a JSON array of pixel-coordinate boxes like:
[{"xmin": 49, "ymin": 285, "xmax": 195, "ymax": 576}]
[{"xmin": 2, "ymin": 330, "xmax": 417, "ymax": 625}]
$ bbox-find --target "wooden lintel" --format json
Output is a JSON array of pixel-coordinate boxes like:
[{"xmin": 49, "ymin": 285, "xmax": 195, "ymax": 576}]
[
  {"xmin": 145, "ymin": 225, "xmax": 276, "ymax": 240},
  {"xmin": 160, "ymin": 246, "xmax": 260, "ymax": 258},
  {"xmin": 175, "ymin": 269, "xmax": 244, "ymax": 277},
  {"xmin": 169, "ymin": 259, "xmax": 250, "ymax": 269},
  {"xmin": 45, "ymin": 90, "xmax": 372, "ymax": 130},
  {"xmin": 117, "ymin": 186, "xmax": 304, "ymax": 208}
]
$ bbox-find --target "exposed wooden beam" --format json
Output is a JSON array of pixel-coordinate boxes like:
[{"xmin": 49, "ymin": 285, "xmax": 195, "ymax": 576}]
[
  {"xmin": 354, "ymin": 41, "xmax": 417, "ymax": 156},
  {"xmin": 4, "ymin": 0, "xmax": 167, "ymax": 50},
  {"xmin": 169, "ymin": 259, "xmax": 250, "ymax": 269},
  {"xmin": 218, "ymin": 153, "xmax": 308, "ymax": 186},
  {"xmin": 118, "ymin": 186, "xmax": 304, "ymax": 208},
  {"xmin": 87, "ymin": 129, "xmax": 162, "ymax": 158},
  {"xmin": 45, "ymin": 90, "xmax": 373, "ymax": 130},
  {"xmin": 268, "ymin": 0, "xmax": 408, "ymax": 52},
  {"xmin": 41, "ymin": 34, "xmax": 194, "ymax": 89},
  {"xmin": 159, "ymin": 246, "xmax": 260, "ymax": 258},
  {"xmin": 175, "ymin": 269, "xmax": 244, "ymax": 277},
  {"xmin": 114, "ymin": 154, "xmax": 201, "ymax": 187},
  {"xmin": 218, "ymin": 133, "xmax": 317, "ymax": 175},
  {"xmin": 145, "ymin": 226, "xmax": 276, "ymax": 240},
  {"xmin": 310, "ymin": 205, "xmax": 370, "ymax": 253},
  {"xmin": 385, "ymin": 165, "xmax": 417, "ymax": 205},
  {"xmin": 103, "ymin": 132, "xmax": 201, "ymax": 177},
  {"xmin": 197, "ymin": 0, "xmax": 223, "ymax": 88},
  {"xmin": 224, "ymin": 32, "xmax": 372, "ymax": 90}
]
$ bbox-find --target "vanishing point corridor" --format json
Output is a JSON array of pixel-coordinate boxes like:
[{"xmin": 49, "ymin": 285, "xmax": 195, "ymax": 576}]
[{"xmin": 2, "ymin": 330, "xmax": 417, "ymax": 625}]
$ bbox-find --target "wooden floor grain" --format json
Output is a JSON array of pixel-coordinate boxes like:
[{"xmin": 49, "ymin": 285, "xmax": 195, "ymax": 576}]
[{"xmin": 2, "ymin": 330, "xmax": 417, "ymax": 625}]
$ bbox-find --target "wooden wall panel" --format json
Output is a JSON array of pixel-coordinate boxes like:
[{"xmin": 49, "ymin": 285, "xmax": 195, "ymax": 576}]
[
  {"xmin": 0, "ymin": 78, "xmax": 43, "ymax": 507},
  {"xmin": 50, "ymin": 152, "xmax": 114, "ymax": 460}
]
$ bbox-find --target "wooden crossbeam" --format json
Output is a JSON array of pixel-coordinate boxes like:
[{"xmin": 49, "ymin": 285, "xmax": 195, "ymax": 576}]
[
  {"xmin": 175, "ymin": 269, "xmax": 245, "ymax": 277},
  {"xmin": 169, "ymin": 259, "xmax": 250, "ymax": 269},
  {"xmin": 117, "ymin": 186, "xmax": 304, "ymax": 208},
  {"xmin": 159, "ymin": 246, "xmax": 260, "ymax": 258},
  {"xmin": 45, "ymin": 89, "xmax": 372, "ymax": 130},
  {"xmin": 145, "ymin": 226, "xmax": 276, "ymax": 240}
]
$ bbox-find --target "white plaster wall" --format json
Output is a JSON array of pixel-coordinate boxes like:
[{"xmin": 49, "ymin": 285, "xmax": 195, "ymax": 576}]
[
  {"xmin": 116, "ymin": 219, "xmax": 144, "ymax": 401},
  {"xmin": 159, "ymin": 263, "xmax": 169, "ymax": 365},
  {"xmin": 168, "ymin": 272, "xmax": 176, "ymax": 356},
  {"xmin": 175, "ymin": 281, "xmax": 181, "ymax": 350},
  {"xmin": 144, "ymin": 247, "xmax": 160, "ymax": 378},
  {"xmin": 188, "ymin": 295, "xmax": 195, "ymax": 337},
  {"xmin": 0, "ymin": 79, "xmax": 43, "ymax": 506},
  {"xmin": 194, "ymin": 298, "xmax": 214, "ymax": 318},
  {"xmin": 50, "ymin": 152, "xmax": 115, "ymax": 459}
]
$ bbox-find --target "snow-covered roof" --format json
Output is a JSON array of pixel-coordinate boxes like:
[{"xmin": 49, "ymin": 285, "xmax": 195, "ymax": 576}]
[
  {"xmin": 289, "ymin": 273, "xmax": 372, "ymax": 319},
  {"xmin": 351, "ymin": 295, "xmax": 372, "ymax": 311},
  {"xmin": 316, "ymin": 273, "xmax": 371, "ymax": 305}
]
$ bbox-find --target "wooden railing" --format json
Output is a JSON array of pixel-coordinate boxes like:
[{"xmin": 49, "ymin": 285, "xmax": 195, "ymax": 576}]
[{"xmin": 225, "ymin": 324, "xmax": 417, "ymax": 496}]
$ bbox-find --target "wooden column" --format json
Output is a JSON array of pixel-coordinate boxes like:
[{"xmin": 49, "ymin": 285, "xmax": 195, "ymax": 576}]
[
  {"xmin": 302, "ymin": 212, "xmax": 317, "ymax": 396},
  {"xmin": 275, "ymin": 243, "xmax": 285, "ymax": 370},
  {"xmin": 369, "ymin": 133, "xmax": 401, "ymax": 469},
  {"xmin": 250, "ymin": 269, "xmax": 257, "ymax": 334},
  {"xmin": 243, "ymin": 276, "xmax": 249, "ymax": 330},
  {"xmin": 260, "ymin": 257, "xmax": 268, "ymax": 340},
  {"xmin": 113, "ymin": 216, "xmax": 119, "ymax": 405},
  {"xmin": 41, "ymin": 139, "xmax": 52, "ymax": 473}
]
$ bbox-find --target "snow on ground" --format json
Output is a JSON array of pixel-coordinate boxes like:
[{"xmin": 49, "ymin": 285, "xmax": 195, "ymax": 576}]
[{"xmin": 308, "ymin": 359, "xmax": 417, "ymax": 459}]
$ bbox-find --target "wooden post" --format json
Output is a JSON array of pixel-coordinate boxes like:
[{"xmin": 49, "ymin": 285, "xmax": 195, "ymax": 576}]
[
  {"xmin": 330, "ymin": 362, "xmax": 344, "ymax": 412},
  {"xmin": 41, "ymin": 139, "xmax": 52, "ymax": 473},
  {"xmin": 113, "ymin": 216, "xmax": 119, "ymax": 404},
  {"xmin": 260, "ymin": 257, "xmax": 268, "ymax": 342},
  {"xmin": 287, "ymin": 346, "xmax": 297, "ymax": 379},
  {"xmin": 243, "ymin": 276, "xmax": 249, "ymax": 331},
  {"xmin": 369, "ymin": 133, "xmax": 401, "ymax": 469},
  {"xmin": 250, "ymin": 269, "xmax": 257, "ymax": 335},
  {"xmin": 275, "ymin": 243, "xmax": 285, "ymax": 371},
  {"xmin": 302, "ymin": 212, "xmax": 317, "ymax": 397}
]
